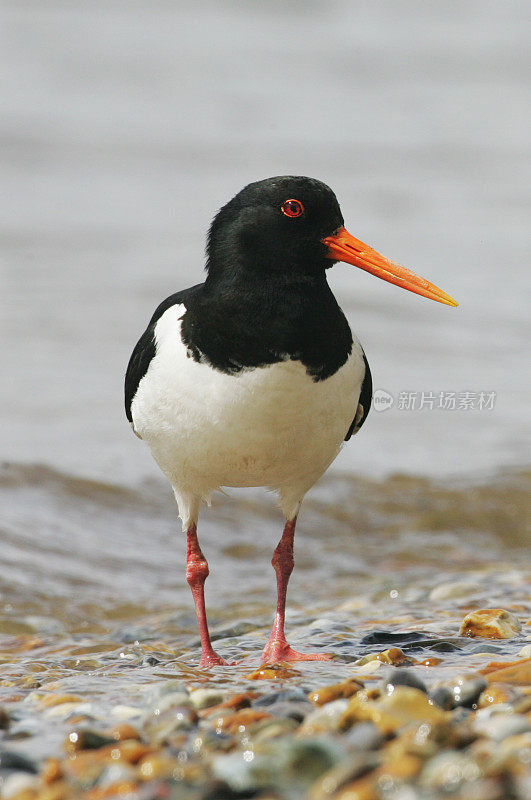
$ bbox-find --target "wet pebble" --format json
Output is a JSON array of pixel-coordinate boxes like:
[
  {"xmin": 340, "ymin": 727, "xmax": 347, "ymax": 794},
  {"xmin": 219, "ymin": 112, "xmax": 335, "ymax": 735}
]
[
  {"xmin": 382, "ymin": 668, "xmax": 427, "ymax": 694},
  {"xmin": 419, "ymin": 751, "xmax": 482, "ymax": 791},
  {"xmin": 298, "ymin": 699, "xmax": 350, "ymax": 735},
  {"xmin": 459, "ymin": 608, "xmax": 522, "ymax": 639},
  {"xmin": 254, "ymin": 687, "xmax": 308, "ymax": 707},
  {"xmin": 189, "ymin": 688, "xmax": 225, "ymax": 710},
  {"xmin": 473, "ymin": 712, "xmax": 530, "ymax": 741},
  {"xmin": 442, "ymin": 673, "xmax": 487, "ymax": 708},
  {"xmin": 308, "ymin": 679, "xmax": 363, "ymax": 706},
  {"xmin": 0, "ymin": 751, "xmax": 38, "ymax": 773},
  {"xmin": 344, "ymin": 721, "xmax": 384, "ymax": 751}
]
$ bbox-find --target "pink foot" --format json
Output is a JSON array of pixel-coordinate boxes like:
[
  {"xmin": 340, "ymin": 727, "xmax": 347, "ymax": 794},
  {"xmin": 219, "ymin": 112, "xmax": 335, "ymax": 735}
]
[
  {"xmin": 198, "ymin": 651, "xmax": 229, "ymax": 668},
  {"xmin": 261, "ymin": 639, "xmax": 333, "ymax": 663}
]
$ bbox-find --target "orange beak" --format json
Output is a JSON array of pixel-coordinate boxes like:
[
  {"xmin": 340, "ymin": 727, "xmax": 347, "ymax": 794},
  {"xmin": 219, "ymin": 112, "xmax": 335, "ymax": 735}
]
[{"xmin": 322, "ymin": 226, "xmax": 458, "ymax": 307}]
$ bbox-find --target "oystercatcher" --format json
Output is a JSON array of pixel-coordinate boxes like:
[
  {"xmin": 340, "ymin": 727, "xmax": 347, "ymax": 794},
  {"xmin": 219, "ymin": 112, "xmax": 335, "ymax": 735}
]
[{"xmin": 125, "ymin": 176, "xmax": 457, "ymax": 667}]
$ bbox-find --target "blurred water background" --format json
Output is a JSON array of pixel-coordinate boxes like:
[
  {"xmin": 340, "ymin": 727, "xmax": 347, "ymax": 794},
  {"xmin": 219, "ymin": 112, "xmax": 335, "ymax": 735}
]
[{"xmin": 0, "ymin": 1, "xmax": 529, "ymax": 669}]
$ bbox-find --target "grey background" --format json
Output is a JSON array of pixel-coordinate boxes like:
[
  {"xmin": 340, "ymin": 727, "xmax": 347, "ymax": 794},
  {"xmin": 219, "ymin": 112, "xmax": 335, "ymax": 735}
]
[{"xmin": 2, "ymin": 0, "xmax": 530, "ymax": 485}]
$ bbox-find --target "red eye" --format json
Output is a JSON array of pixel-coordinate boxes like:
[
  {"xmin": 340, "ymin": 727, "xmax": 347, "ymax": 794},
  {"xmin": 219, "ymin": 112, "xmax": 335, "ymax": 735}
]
[{"xmin": 281, "ymin": 199, "xmax": 304, "ymax": 218}]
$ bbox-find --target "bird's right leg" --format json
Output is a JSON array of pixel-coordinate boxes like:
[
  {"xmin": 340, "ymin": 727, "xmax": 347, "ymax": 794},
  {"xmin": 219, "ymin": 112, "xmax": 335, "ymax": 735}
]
[{"xmin": 186, "ymin": 522, "xmax": 227, "ymax": 668}]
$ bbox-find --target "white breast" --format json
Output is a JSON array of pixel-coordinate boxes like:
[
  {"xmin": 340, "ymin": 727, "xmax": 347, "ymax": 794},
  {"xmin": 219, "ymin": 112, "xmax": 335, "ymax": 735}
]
[{"xmin": 131, "ymin": 304, "xmax": 365, "ymax": 525}]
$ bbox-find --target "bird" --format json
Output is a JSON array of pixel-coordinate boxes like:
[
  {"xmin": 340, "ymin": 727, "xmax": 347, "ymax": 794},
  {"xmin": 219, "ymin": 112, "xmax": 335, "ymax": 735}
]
[{"xmin": 125, "ymin": 176, "xmax": 457, "ymax": 668}]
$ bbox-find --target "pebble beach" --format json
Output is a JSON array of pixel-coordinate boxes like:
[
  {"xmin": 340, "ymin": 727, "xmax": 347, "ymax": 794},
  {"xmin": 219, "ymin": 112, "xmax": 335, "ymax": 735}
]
[{"xmin": 1, "ymin": 466, "xmax": 529, "ymax": 800}]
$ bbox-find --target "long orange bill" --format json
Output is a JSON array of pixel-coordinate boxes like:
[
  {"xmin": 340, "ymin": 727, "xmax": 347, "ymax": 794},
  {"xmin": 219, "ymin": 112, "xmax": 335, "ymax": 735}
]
[{"xmin": 322, "ymin": 226, "xmax": 458, "ymax": 307}]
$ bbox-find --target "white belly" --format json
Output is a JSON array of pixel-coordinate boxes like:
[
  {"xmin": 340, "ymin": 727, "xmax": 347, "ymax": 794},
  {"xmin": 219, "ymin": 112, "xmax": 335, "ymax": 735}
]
[{"xmin": 131, "ymin": 304, "xmax": 365, "ymax": 523}]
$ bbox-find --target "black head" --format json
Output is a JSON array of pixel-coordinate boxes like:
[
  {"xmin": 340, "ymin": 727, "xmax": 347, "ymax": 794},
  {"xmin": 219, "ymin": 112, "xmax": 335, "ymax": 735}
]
[{"xmin": 206, "ymin": 176, "xmax": 344, "ymax": 281}]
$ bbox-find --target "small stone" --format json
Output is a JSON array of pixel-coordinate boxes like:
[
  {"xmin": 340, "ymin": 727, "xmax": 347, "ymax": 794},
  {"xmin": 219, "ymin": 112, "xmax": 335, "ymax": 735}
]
[
  {"xmin": 308, "ymin": 679, "xmax": 363, "ymax": 706},
  {"xmin": 429, "ymin": 687, "xmax": 454, "ymax": 710},
  {"xmin": 345, "ymin": 721, "xmax": 384, "ymax": 751},
  {"xmin": 254, "ymin": 688, "xmax": 308, "ymax": 706},
  {"xmin": 246, "ymin": 663, "xmax": 301, "ymax": 680},
  {"xmin": 41, "ymin": 758, "xmax": 62, "ymax": 784},
  {"xmin": 341, "ymin": 686, "xmax": 447, "ymax": 735},
  {"xmin": 110, "ymin": 705, "xmax": 142, "ymax": 719},
  {"xmin": 39, "ymin": 693, "xmax": 83, "ymax": 709},
  {"xmin": 420, "ymin": 751, "xmax": 482, "ymax": 791},
  {"xmin": 144, "ymin": 705, "xmax": 198, "ymax": 742},
  {"xmin": 473, "ymin": 712, "xmax": 530, "ymax": 741},
  {"xmin": 64, "ymin": 728, "xmax": 115, "ymax": 753},
  {"xmin": 0, "ymin": 751, "xmax": 38, "ymax": 773},
  {"xmin": 151, "ymin": 691, "xmax": 191, "ymax": 715},
  {"xmin": 189, "ymin": 688, "xmax": 225, "ymax": 710},
  {"xmin": 518, "ymin": 644, "xmax": 531, "ymax": 658},
  {"xmin": 478, "ymin": 683, "xmax": 523, "ymax": 708},
  {"xmin": 137, "ymin": 753, "xmax": 179, "ymax": 781},
  {"xmin": 376, "ymin": 647, "xmax": 414, "ymax": 666},
  {"xmin": 459, "ymin": 609, "xmax": 521, "ymax": 639},
  {"xmin": 418, "ymin": 656, "xmax": 443, "ymax": 666},
  {"xmin": 200, "ymin": 691, "xmax": 259, "ymax": 716},
  {"xmin": 299, "ymin": 699, "xmax": 349, "ymax": 735},
  {"xmin": 309, "ymin": 753, "xmax": 380, "ymax": 798},
  {"xmin": 221, "ymin": 709, "xmax": 273, "ymax": 733},
  {"xmin": 1, "ymin": 773, "xmax": 38, "ymax": 799},
  {"xmin": 107, "ymin": 723, "xmax": 142, "ymax": 741},
  {"xmin": 0, "ymin": 706, "xmax": 9, "ymax": 730},
  {"xmin": 448, "ymin": 674, "xmax": 487, "ymax": 708},
  {"xmin": 481, "ymin": 658, "xmax": 531, "ymax": 686},
  {"xmin": 383, "ymin": 668, "xmax": 427, "ymax": 694}
]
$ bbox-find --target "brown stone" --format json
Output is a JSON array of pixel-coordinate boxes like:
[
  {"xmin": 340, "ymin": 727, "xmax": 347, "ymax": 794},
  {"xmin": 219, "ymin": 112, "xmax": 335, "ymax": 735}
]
[
  {"xmin": 221, "ymin": 709, "xmax": 273, "ymax": 733},
  {"xmin": 480, "ymin": 658, "xmax": 531, "ymax": 686},
  {"xmin": 334, "ymin": 775, "xmax": 378, "ymax": 800},
  {"xmin": 308, "ymin": 679, "xmax": 364, "ymax": 706},
  {"xmin": 478, "ymin": 683, "xmax": 523, "ymax": 707},
  {"xmin": 340, "ymin": 687, "xmax": 448, "ymax": 735},
  {"xmin": 40, "ymin": 694, "xmax": 83, "ymax": 709},
  {"xmin": 418, "ymin": 657, "xmax": 443, "ymax": 667},
  {"xmin": 200, "ymin": 691, "xmax": 259, "ymax": 716},
  {"xmin": 377, "ymin": 753, "xmax": 423, "ymax": 781},
  {"xmin": 41, "ymin": 758, "xmax": 63, "ymax": 784},
  {"xmin": 376, "ymin": 647, "xmax": 415, "ymax": 666},
  {"xmin": 107, "ymin": 722, "xmax": 142, "ymax": 741},
  {"xmin": 137, "ymin": 754, "xmax": 179, "ymax": 781},
  {"xmin": 35, "ymin": 781, "xmax": 69, "ymax": 800},
  {"xmin": 245, "ymin": 663, "xmax": 301, "ymax": 680},
  {"xmin": 459, "ymin": 609, "xmax": 521, "ymax": 639},
  {"xmin": 85, "ymin": 781, "xmax": 139, "ymax": 800}
]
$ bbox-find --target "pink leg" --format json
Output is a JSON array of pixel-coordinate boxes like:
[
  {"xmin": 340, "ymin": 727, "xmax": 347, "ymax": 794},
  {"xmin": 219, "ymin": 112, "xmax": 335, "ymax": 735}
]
[
  {"xmin": 261, "ymin": 517, "xmax": 332, "ymax": 663},
  {"xmin": 186, "ymin": 523, "xmax": 227, "ymax": 668}
]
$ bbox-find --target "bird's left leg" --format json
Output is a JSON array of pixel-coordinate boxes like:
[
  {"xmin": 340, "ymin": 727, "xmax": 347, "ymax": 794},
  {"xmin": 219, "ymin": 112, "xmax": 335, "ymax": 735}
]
[{"xmin": 261, "ymin": 516, "xmax": 332, "ymax": 663}]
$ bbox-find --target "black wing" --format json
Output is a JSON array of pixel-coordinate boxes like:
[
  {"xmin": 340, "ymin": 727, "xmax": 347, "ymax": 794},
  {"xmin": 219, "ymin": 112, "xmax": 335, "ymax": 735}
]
[
  {"xmin": 344, "ymin": 352, "xmax": 372, "ymax": 441},
  {"xmin": 124, "ymin": 284, "xmax": 202, "ymax": 423}
]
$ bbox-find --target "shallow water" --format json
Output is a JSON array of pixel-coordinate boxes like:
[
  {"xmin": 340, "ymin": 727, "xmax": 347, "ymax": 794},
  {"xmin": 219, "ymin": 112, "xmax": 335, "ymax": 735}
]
[{"xmin": 1, "ymin": 463, "xmax": 529, "ymax": 764}]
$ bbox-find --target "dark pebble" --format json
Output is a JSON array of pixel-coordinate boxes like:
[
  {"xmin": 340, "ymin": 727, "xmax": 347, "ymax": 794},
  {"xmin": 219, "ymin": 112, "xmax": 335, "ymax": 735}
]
[
  {"xmin": 266, "ymin": 701, "xmax": 310, "ymax": 723},
  {"xmin": 429, "ymin": 641, "xmax": 461, "ymax": 652},
  {"xmin": 451, "ymin": 676, "xmax": 487, "ymax": 708},
  {"xmin": 254, "ymin": 688, "xmax": 308, "ymax": 707},
  {"xmin": 469, "ymin": 644, "xmax": 503, "ymax": 654},
  {"xmin": 0, "ymin": 750, "xmax": 38, "ymax": 773},
  {"xmin": 360, "ymin": 630, "xmax": 427, "ymax": 645},
  {"xmin": 383, "ymin": 668, "xmax": 427, "ymax": 694},
  {"xmin": 430, "ymin": 687, "xmax": 454, "ymax": 710},
  {"xmin": 142, "ymin": 655, "xmax": 161, "ymax": 666}
]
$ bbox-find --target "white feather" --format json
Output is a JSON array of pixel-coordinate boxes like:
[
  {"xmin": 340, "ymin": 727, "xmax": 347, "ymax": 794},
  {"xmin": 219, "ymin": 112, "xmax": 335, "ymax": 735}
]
[{"xmin": 131, "ymin": 304, "xmax": 365, "ymax": 528}]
